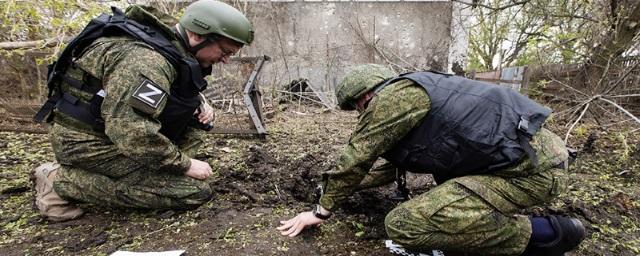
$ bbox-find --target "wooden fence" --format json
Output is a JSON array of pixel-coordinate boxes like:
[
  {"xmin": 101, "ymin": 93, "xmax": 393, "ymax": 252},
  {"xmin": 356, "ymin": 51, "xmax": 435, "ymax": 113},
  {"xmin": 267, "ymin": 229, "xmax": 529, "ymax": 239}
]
[{"xmin": 468, "ymin": 59, "xmax": 640, "ymax": 115}]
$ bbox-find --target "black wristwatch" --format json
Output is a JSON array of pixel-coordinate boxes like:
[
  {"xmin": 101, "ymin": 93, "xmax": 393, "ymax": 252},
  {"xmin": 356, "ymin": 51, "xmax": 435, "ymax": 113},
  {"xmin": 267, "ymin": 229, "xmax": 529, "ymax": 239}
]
[{"xmin": 312, "ymin": 204, "xmax": 331, "ymax": 220}]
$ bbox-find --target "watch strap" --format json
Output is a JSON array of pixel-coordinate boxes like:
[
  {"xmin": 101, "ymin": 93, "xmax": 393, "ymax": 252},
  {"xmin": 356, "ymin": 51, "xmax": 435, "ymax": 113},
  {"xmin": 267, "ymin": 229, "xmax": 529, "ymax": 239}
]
[{"xmin": 313, "ymin": 204, "xmax": 331, "ymax": 220}]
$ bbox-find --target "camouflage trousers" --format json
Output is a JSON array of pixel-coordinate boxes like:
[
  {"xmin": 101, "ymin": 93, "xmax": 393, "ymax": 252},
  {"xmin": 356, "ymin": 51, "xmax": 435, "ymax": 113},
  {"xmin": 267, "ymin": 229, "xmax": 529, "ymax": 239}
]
[
  {"xmin": 384, "ymin": 128, "xmax": 569, "ymax": 255},
  {"xmin": 50, "ymin": 125, "xmax": 212, "ymax": 209}
]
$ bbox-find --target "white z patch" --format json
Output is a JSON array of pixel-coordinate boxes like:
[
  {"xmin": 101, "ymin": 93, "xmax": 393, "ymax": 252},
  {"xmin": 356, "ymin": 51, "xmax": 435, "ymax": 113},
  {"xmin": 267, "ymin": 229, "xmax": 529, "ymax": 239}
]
[{"xmin": 132, "ymin": 79, "xmax": 166, "ymax": 109}]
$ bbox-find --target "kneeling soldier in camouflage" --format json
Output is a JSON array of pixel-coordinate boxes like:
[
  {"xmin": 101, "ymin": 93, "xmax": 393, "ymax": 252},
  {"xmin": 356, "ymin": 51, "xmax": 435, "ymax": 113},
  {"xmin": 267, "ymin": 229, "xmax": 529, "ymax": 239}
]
[
  {"xmin": 31, "ymin": 0, "xmax": 254, "ymax": 221},
  {"xmin": 278, "ymin": 64, "xmax": 585, "ymax": 256}
]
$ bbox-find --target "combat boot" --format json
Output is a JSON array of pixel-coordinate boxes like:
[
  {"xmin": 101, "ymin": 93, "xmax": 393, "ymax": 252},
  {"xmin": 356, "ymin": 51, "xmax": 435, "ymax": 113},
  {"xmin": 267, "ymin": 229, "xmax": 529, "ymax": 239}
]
[
  {"xmin": 31, "ymin": 162, "xmax": 83, "ymax": 221},
  {"xmin": 522, "ymin": 215, "xmax": 586, "ymax": 256}
]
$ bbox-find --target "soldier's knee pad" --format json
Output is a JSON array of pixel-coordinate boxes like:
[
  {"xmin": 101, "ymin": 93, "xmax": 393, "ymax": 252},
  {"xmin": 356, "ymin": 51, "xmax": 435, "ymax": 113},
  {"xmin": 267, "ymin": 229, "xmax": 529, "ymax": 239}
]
[
  {"xmin": 178, "ymin": 188, "xmax": 212, "ymax": 210},
  {"xmin": 384, "ymin": 207, "xmax": 400, "ymax": 233},
  {"xmin": 385, "ymin": 206, "xmax": 431, "ymax": 247},
  {"xmin": 190, "ymin": 181, "xmax": 214, "ymax": 202}
]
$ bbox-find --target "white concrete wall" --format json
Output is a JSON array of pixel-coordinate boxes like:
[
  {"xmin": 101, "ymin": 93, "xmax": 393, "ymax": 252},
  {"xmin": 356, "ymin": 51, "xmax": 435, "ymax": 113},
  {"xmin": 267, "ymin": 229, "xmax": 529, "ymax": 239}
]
[
  {"xmin": 223, "ymin": 0, "xmax": 455, "ymax": 105},
  {"xmin": 449, "ymin": 0, "xmax": 472, "ymax": 74}
]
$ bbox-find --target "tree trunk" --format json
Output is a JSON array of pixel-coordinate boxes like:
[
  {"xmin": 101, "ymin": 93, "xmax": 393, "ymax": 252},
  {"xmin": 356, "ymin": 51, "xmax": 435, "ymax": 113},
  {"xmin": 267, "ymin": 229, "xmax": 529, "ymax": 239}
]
[{"xmin": 579, "ymin": 0, "xmax": 640, "ymax": 92}]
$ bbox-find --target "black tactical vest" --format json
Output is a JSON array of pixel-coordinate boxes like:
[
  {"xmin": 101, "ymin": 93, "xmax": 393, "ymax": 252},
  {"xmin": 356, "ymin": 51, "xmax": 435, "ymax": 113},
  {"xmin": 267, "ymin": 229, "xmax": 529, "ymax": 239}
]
[
  {"xmin": 380, "ymin": 71, "xmax": 551, "ymax": 183},
  {"xmin": 34, "ymin": 7, "xmax": 208, "ymax": 142}
]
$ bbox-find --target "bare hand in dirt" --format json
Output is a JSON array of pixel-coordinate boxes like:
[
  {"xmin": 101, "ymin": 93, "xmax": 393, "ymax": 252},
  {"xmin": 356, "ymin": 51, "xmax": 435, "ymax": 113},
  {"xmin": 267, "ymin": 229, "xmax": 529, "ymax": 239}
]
[
  {"xmin": 277, "ymin": 211, "xmax": 323, "ymax": 237},
  {"xmin": 185, "ymin": 158, "xmax": 212, "ymax": 180}
]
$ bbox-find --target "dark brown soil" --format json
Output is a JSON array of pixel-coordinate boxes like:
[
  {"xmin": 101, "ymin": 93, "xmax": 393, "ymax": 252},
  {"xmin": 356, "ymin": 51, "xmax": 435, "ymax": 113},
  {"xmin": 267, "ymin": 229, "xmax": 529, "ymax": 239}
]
[{"xmin": 0, "ymin": 105, "xmax": 639, "ymax": 256}]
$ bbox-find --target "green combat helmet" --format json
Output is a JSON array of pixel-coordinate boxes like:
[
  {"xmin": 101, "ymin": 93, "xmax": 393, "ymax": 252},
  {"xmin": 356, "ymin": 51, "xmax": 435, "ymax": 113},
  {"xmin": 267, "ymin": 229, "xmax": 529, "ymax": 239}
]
[
  {"xmin": 336, "ymin": 64, "xmax": 396, "ymax": 110},
  {"xmin": 179, "ymin": 0, "xmax": 254, "ymax": 45}
]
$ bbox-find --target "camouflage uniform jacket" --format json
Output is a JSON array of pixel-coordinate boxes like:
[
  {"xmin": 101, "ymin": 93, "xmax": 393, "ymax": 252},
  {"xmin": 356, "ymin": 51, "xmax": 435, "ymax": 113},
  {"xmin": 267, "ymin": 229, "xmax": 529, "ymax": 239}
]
[
  {"xmin": 50, "ymin": 5, "xmax": 203, "ymax": 175},
  {"xmin": 319, "ymin": 80, "xmax": 567, "ymax": 211},
  {"xmin": 320, "ymin": 80, "xmax": 430, "ymax": 210}
]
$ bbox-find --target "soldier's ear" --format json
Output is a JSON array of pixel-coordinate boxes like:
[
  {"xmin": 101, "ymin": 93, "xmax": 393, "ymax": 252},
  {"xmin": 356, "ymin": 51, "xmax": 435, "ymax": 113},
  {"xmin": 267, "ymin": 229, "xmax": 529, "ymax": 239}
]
[{"xmin": 186, "ymin": 29, "xmax": 207, "ymax": 45}]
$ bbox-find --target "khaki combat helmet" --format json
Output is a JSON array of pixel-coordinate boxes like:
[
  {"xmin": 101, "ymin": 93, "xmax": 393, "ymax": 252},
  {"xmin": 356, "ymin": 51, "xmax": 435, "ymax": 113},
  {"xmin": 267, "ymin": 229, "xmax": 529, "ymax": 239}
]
[
  {"xmin": 336, "ymin": 64, "xmax": 397, "ymax": 110},
  {"xmin": 179, "ymin": 0, "xmax": 254, "ymax": 46}
]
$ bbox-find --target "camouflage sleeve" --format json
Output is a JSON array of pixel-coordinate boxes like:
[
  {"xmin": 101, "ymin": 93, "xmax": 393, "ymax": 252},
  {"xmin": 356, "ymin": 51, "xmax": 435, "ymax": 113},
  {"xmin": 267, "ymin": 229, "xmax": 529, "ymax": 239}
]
[
  {"xmin": 177, "ymin": 126, "xmax": 206, "ymax": 157},
  {"xmin": 319, "ymin": 80, "xmax": 431, "ymax": 211},
  {"xmin": 176, "ymin": 94, "xmax": 212, "ymax": 156},
  {"xmin": 356, "ymin": 161, "xmax": 397, "ymax": 191},
  {"xmin": 99, "ymin": 44, "xmax": 191, "ymax": 174}
]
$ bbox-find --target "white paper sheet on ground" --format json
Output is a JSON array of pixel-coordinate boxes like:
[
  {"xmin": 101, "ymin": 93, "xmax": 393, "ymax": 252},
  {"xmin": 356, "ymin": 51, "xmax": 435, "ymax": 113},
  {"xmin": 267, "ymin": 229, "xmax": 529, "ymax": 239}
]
[
  {"xmin": 385, "ymin": 240, "xmax": 445, "ymax": 256},
  {"xmin": 110, "ymin": 250, "xmax": 185, "ymax": 256}
]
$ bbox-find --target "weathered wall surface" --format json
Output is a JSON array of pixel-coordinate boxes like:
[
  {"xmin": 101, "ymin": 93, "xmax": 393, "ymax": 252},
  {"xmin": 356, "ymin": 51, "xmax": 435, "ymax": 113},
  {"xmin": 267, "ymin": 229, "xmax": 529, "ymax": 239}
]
[
  {"xmin": 227, "ymin": 1, "xmax": 453, "ymax": 105},
  {"xmin": 1, "ymin": 1, "xmax": 456, "ymax": 108},
  {"xmin": 449, "ymin": 1, "xmax": 471, "ymax": 74}
]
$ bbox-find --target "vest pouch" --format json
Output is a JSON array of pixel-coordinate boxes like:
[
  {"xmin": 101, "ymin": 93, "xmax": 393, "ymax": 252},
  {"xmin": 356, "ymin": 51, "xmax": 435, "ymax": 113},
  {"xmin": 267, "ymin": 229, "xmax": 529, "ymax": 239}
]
[
  {"xmin": 405, "ymin": 136, "xmax": 455, "ymax": 173},
  {"xmin": 434, "ymin": 135, "xmax": 501, "ymax": 181},
  {"xmin": 89, "ymin": 91, "xmax": 105, "ymax": 131},
  {"xmin": 452, "ymin": 138, "xmax": 502, "ymax": 173},
  {"xmin": 432, "ymin": 136, "xmax": 460, "ymax": 171},
  {"xmin": 158, "ymin": 93, "xmax": 200, "ymax": 142}
]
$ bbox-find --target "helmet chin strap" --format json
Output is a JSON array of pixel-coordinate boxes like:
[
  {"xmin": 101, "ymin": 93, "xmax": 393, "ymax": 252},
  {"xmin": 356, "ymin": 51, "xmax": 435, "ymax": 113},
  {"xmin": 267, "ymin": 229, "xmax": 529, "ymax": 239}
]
[
  {"xmin": 175, "ymin": 24, "xmax": 215, "ymax": 55},
  {"xmin": 190, "ymin": 37, "xmax": 213, "ymax": 54},
  {"xmin": 174, "ymin": 24, "xmax": 214, "ymax": 77}
]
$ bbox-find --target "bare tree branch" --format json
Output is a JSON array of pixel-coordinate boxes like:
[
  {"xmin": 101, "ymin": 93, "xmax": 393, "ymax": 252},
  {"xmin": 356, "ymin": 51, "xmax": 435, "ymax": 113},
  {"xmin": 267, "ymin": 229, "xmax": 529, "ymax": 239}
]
[
  {"xmin": 610, "ymin": 94, "xmax": 640, "ymax": 98},
  {"xmin": 548, "ymin": 14, "xmax": 597, "ymax": 22},
  {"xmin": 603, "ymin": 60, "xmax": 640, "ymax": 95},
  {"xmin": 346, "ymin": 16, "xmax": 415, "ymax": 72},
  {"xmin": 599, "ymin": 97, "xmax": 640, "ymax": 125},
  {"xmin": 0, "ymin": 36, "xmax": 72, "ymax": 50},
  {"xmin": 564, "ymin": 102, "xmax": 590, "ymax": 143},
  {"xmin": 548, "ymin": 77, "xmax": 589, "ymax": 98},
  {"xmin": 452, "ymin": 0, "xmax": 531, "ymax": 11}
]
